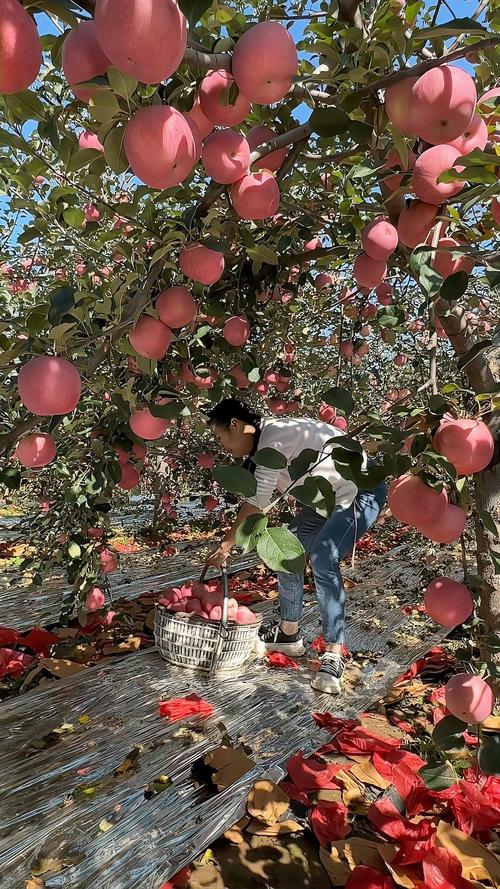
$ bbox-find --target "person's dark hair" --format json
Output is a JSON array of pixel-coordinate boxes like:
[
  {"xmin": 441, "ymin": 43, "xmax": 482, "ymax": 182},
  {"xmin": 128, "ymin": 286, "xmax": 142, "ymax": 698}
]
[{"xmin": 207, "ymin": 398, "xmax": 262, "ymax": 429}]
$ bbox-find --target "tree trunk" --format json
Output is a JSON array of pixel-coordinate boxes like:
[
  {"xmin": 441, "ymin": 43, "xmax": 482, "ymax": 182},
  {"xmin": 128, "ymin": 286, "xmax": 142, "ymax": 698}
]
[{"xmin": 474, "ymin": 460, "xmax": 500, "ymax": 674}]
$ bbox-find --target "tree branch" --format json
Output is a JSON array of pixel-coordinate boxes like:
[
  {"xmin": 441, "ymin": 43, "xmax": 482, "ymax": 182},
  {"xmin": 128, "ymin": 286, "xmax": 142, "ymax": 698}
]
[
  {"xmin": 0, "ymin": 417, "xmax": 38, "ymax": 456},
  {"xmin": 183, "ymin": 47, "xmax": 232, "ymax": 74},
  {"xmin": 435, "ymin": 298, "xmax": 498, "ymax": 395},
  {"xmin": 353, "ymin": 35, "xmax": 500, "ymax": 97},
  {"xmin": 277, "ymin": 138, "xmax": 308, "ymax": 183},
  {"xmin": 85, "ymin": 258, "xmax": 165, "ymax": 375},
  {"xmin": 248, "ymin": 123, "xmax": 313, "ymax": 166}
]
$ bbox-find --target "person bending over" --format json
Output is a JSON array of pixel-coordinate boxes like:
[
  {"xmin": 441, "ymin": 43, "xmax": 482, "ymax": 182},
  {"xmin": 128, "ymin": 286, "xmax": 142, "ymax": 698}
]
[{"xmin": 204, "ymin": 398, "xmax": 387, "ymax": 694}]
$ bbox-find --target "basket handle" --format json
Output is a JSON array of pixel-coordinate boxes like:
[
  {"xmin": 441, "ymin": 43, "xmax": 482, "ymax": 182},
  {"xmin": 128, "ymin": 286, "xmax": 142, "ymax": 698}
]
[{"xmin": 209, "ymin": 565, "xmax": 229, "ymax": 677}]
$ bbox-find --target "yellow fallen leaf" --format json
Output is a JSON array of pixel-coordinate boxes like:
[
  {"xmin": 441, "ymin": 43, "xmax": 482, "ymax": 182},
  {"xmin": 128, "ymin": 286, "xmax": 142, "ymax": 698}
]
[
  {"xmin": 435, "ymin": 821, "xmax": 500, "ymax": 884},
  {"xmin": 79, "ymin": 714, "xmax": 90, "ymax": 725},
  {"xmin": 99, "ymin": 818, "xmax": 113, "ymax": 833},
  {"xmin": 246, "ymin": 779, "xmax": 289, "ymax": 824}
]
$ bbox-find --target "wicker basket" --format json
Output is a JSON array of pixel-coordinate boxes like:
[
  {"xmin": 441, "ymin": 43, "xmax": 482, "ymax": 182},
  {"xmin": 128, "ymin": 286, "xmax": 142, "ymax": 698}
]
[{"xmin": 153, "ymin": 567, "xmax": 262, "ymax": 677}]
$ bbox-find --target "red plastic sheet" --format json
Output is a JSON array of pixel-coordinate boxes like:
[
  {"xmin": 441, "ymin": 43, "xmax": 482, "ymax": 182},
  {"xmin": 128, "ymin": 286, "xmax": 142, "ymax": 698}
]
[
  {"xmin": 159, "ymin": 866, "xmax": 191, "ymax": 888},
  {"xmin": 395, "ymin": 646, "xmax": 451, "ymax": 683},
  {"xmin": 320, "ymin": 725, "xmax": 401, "ymax": 757},
  {"xmin": 310, "ymin": 800, "xmax": 351, "ymax": 847},
  {"xmin": 21, "ymin": 626, "xmax": 59, "ymax": 656},
  {"xmin": 287, "ymin": 751, "xmax": 342, "ymax": 792},
  {"xmin": 345, "ymin": 866, "xmax": 396, "ymax": 889},
  {"xmin": 0, "ymin": 647, "xmax": 34, "ymax": 678},
  {"xmin": 158, "ymin": 693, "xmax": 214, "ymax": 722},
  {"xmin": 367, "ymin": 797, "xmax": 436, "ymax": 843},
  {"xmin": 423, "ymin": 845, "xmax": 478, "ymax": 889},
  {"xmin": 448, "ymin": 778, "xmax": 500, "ymax": 839},
  {"xmin": 266, "ymin": 652, "xmax": 299, "ymax": 669},
  {"xmin": 311, "ymin": 634, "xmax": 349, "ymax": 657},
  {"xmin": 278, "ymin": 780, "xmax": 309, "ymax": 808},
  {"xmin": 313, "ymin": 712, "xmax": 359, "ymax": 734},
  {"xmin": 0, "ymin": 626, "xmax": 22, "ymax": 646}
]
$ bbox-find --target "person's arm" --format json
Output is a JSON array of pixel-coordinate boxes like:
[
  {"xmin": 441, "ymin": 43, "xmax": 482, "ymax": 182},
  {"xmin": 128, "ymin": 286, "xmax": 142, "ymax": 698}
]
[{"xmin": 204, "ymin": 501, "xmax": 263, "ymax": 569}]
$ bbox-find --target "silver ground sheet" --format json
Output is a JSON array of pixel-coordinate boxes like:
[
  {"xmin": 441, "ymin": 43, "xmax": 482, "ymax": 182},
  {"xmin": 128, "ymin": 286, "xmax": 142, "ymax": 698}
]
[{"xmin": 0, "ymin": 543, "xmax": 451, "ymax": 889}]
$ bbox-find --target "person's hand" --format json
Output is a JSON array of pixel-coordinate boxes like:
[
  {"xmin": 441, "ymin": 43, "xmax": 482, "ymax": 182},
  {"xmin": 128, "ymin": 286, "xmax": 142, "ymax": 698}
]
[{"xmin": 205, "ymin": 540, "xmax": 232, "ymax": 570}]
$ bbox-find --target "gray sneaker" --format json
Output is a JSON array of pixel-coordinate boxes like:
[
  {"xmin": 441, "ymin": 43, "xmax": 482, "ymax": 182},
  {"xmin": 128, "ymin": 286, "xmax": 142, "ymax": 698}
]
[{"xmin": 311, "ymin": 653, "xmax": 345, "ymax": 694}]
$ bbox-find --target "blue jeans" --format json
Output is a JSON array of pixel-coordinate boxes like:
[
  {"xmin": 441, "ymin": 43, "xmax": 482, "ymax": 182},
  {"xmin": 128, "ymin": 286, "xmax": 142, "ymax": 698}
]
[{"xmin": 278, "ymin": 482, "xmax": 387, "ymax": 644}]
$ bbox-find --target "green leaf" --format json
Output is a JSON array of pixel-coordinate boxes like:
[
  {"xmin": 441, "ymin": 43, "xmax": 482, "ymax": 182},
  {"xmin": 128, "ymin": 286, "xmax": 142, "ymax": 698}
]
[
  {"xmin": 290, "ymin": 476, "xmax": 335, "ymax": 518},
  {"xmin": 28, "ymin": 0, "xmax": 81, "ymax": 27},
  {"xmin": 479, "ymin": 509, "xmax": 498, "ymax": 536},
  {"xmin": 256, "ymin": 526, "xmax": 306, "ymax": 574},
  {"xmin": 457, "ymin": 339, "xmax": 492, "ymax": 371},
  {"xmin": 412, "ymin": 17, "xmax": 486, "ymax": 39},
  {"xmin": 432, "ymin": 715, "xmax": 467, "ymax": 750},
  {"xmin": 68, "ymin": 542, "xmax": 81, "ymax": 559},
  {"xmin": 440, "ymin": 270, "xmax": 469, "ymax": 302},
  {"xmin": 322, "ymin": 386, "xmax": 355, "ymax": 417},
  {"xmin": 4, "ymin": 89, "xmax": 45, "ymax": 122},
  {"xmin": 252, "ymin": 448, "xmax": 288, "ymax": 470},
  {"xmin": 0, "ymin": 129, "xmax": 26, "ymax": 150},
  {"xmin": 49, "ymin": 285, "xmax": 76, "ymax": 316},
  {"xmin": 63, "ymin": 207, "xmax": 85, "ymax": 228},
  {"xmin": 348, "ymin": 119, "xmax": 373, "ymax": 145},
  {"xmin": 0, "ymin": 467, "xmax": 21, "ymax": 490},
  {"xmin": 149, "ymin": 400, "xmax": 183, "ymax": 419},
  {"xmin": 104, "ymin": 126, "xmax": 129, "ymax": 175},
  {"xmin": 419, "ymin": 761, "xmax": 458, "ymax": 790},
  {"xmin": 247, "ymin": 244, "xmax": 279, "ymax": 274},
  {"xmin": 478, "ymin": 735, "xmax": 500, "ymax": 776},
  {"xmin": 213, "ymin": 465, "xmax": 257, "ymax": 498},
  {"xmin": 178, "ymin": 0, "xmax": 213, "ymax": 27},
  {"xmin": 310, "ymin": 107, "xmax": 350, "ymax": 137},
  {"xmin": 235, "ymin": 514, "xmax": 268, "ymax": 553},
  {"xmin": 410, "ymin": 246, "xmax": 442, "ymax": 297},
  {"xmin": 107, "ymin": 67, "xmax": 138, "ymax": 99},
  {"xmin": 66, "ymin": 149, "xmax": 103, "ymax": 173},
  {"xmin": 289, "ymin": 448, "xmax": 319, "ymax": 481}
]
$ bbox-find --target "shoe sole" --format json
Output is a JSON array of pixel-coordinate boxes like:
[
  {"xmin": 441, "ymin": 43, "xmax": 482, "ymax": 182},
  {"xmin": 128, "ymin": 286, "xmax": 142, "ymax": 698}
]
[
  {"xmin": 264, "ymin": 640, "xmax": 307, "ymax": 657},
  {"xmin": 311, "ymin": 673, "xmax": 342, "ymax": 694}
]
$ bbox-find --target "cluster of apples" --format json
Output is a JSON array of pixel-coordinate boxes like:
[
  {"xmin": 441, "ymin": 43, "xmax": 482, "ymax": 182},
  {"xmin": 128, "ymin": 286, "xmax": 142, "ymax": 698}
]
[
  {"xmin": 389, "ymin": 416, "xmax": 494, "ymax": 544},
  {"xmin": 424, "ymin": 576, "xmax": 493, "ymax": 725},
  {"xmin": 351, "ymin": 65, "xmax": 499, "ymax": 294},
  {"xmin": 55, "ymin": 2, "xmax": 295, "ymax": 220},
  {"xmin": 158, "ymin": 580, "xmax": 259, "ymax": 625}
]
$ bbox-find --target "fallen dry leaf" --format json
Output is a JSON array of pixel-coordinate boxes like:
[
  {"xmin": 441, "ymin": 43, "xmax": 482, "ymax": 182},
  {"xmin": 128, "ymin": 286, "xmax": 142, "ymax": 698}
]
[
  {"xmin": 204, "ymin": 744, "xmax": 255, "ymax": 792},
  {"xmin": 245, "ymin": 818, "xmax": 303, "ymax": 836},
  {"xmin": 359, "ymin": 713, "xmax": 409, "ymax": 741},
  {"xmin": 377, "ymin": 844, "xmax": 419, "ymax": 888},
  {"xmin": 384, "ymin": 679, "xmax": 427, "ymax": 704},
  {"xmin": 246, "ymin": 780, "xmax": 289, "ymax": 824},
  {"xmin": 435, "ymin": 820, "xmax": 500, "ymax": 885},
  {"xmin": 482, "ymin": 715, "xmax": 500, "ymax": 733},
  {"xmin": 349, "ymin": 761, "xmax": 390, "ymax": 790},
  {"xmin": 311, "ymin": 789, "xmax": 344, "ymax": 804},
  {"xmin": 224, "ymin": 815, "xmax": 251, "ymax": 844},
  {"xmin": 40, "ymin": 658, "xmax": 87, "ymax": 678},
  {"xmin": 114, "ymin": 745, "xmax": 143, "ymax": 779},
  {"xmin": 335, "ymin": 769, "xmax": 370, "ymax": 812},
  {"xmin": 101, "ymin": 635, "xmax": 141, "ymax": 655},
  {"xmin": 319, "ymin": 838, "xmax": 389, "ymax": 886}
]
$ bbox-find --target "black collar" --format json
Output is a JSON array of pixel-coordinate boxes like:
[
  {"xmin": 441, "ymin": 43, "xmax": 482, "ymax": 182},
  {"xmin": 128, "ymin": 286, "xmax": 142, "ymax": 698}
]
[{"xmin": 242, "ymin": 425, "xmax": 261, "ymax": 474}]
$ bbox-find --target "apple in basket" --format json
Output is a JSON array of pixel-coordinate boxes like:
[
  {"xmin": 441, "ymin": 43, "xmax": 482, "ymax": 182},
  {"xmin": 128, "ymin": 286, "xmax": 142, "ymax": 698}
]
[{"xmin": 159, "ymin": 589, "xmax": 259, "ymax": 624}]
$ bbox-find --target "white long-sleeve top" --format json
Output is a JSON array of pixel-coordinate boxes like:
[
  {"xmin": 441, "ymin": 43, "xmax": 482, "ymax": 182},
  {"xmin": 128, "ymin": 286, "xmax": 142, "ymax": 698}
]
[{"xmin": 245, "ymin": 416, "xmax": 366, "ymax": 511}]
